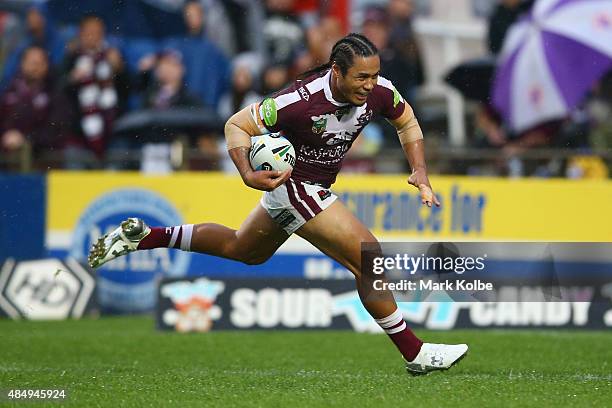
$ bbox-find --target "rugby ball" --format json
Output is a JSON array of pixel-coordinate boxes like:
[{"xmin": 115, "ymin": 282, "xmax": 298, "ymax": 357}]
[{"xmin": 249, "ymin": 133, "xmax": 296, "ymax": 172}]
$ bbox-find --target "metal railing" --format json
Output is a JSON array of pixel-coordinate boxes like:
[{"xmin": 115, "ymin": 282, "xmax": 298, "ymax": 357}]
[{"xmin": 2, "ymin": 141, "xmax": 610, "ymax": 178}]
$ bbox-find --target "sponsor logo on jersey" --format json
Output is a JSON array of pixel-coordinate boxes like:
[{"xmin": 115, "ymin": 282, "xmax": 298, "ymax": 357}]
[
  {"xmin": 298, "ymin": 86, "xmax": 310, "ymax": 101},
  {"xmin": 311, "ymin": 105, "xmax": 371, "ymax": 146},
  {"xmin": 273, "ymin": 210, "xmax": 297, "ymax": 229},
  {"xmin": 299, "ymin": 144, "xmax": 350, "ymax": 165},
  {"xmin": 260, "ymin": 98, "xmax": 278, "ymax": 127},
  {"xmin": 317, "ymin": 190, "xmax": 331, "ymax": 201},
  {"xmin": 312, "ymin": 117, "xmax": 327, "ymax": 134}
]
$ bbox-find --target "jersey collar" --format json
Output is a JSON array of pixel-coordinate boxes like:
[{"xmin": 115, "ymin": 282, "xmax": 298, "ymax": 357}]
[{"xmin": 323, "ymin": 70, "xmax": 350, "ymax": 107}]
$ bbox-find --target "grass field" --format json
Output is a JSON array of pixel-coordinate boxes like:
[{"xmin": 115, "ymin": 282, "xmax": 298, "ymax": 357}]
[{"xmin": 1, "ymin": 317, "xmax": 610, "ymax": 407}]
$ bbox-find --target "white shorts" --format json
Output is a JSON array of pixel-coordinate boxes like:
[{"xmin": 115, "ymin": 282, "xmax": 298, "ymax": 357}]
[{"xmin": 260, "ymin": 178, "xmax": 338, "ymax": 235}]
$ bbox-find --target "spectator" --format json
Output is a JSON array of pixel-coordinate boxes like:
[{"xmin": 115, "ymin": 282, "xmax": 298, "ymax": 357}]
[
  {"xmin": 140, "ymin": 49, "xmax": 202, "ymax": 110},
  {"xmin": 221, "ymin": 0, "xmax": 267, "ymax": 56},
  {"xmin": 184, "ymin": 0, "xmax": 236, "ymax": 57},
  {"xmin": 0, "ymin": 46, "xmax": 69, "ymax": 167},
  {"xmin": 363, "ymin": 6, "xmax": 424, "ymax": 105},
  {"xmin": 474, "ymin": 105, "xmax": 562, "ymax": 154},
  {"xmin": 135, "ymin": 49, "xmax": 219, "ymax": 172},
  {"xmin": 386, "ymin": 0, "xmax": 425, "ymax": 101},
  {"xmin": 361, "ymin": 5, "xmax": 424, "ymax": 148},
  {"xmin": 263, "ymin": 0, "xmax": 305, "ymax": 65},
  {"xmin": 487, "ymin": 0, "xmax": 534, "ymax": 55},
  {"xmin": 588, "ymin": 71, "xmax": 612, "ymax": 152},
  {"xmin": 162, "ymin": 2, "xmax": 231, "ymax": 109},
  {"xmin": 305, "ymin": 15, "xmax": 344, "ymax": 67},
  {"xmin": 471, "ymin": 105, "xmax": 502, "ymax": 153},
  {"xmin": 60, "ymin": 14, "xmax": 129, "ymax": 167},
  {"xmin": 1, "ymin": 6, "xmax": 68, "ymax": 91},
  {"xmin": 217, "ymin": 52, "xmax": 262, "ymax": 120},
  {"xmin": 292, "ymin": 0, "xmax": 350, "ymax": 33},
  {"xmin": 258, "ymin": 61, "xmax": 291, "ymax": 97},
  {"xmin": 472, "ymin": 104, "xmax": 563, "ymax": 176},
  {"xmin": 0, "ymin": 10, "xmax": 24, "ymax": 81}
]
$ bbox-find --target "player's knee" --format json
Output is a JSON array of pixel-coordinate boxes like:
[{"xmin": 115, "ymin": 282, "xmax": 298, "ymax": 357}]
[
  {"xmin": 241, "ymin": 253, "xmax": 272, "ymax": 265},
  {"xmin": 341, "ymin": 236, "xmax": 382, "ymax": 281}
]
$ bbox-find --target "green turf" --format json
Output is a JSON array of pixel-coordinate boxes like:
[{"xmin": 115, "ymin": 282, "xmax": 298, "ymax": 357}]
[{"xmin": 0, "ymin": 317, "xmax": 610, "ymax": 407}]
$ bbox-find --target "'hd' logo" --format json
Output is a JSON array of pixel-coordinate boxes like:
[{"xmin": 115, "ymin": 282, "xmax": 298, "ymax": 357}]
[{"xmin": 0, "ymin": 258, "xmax": 95, "ymax": 319}]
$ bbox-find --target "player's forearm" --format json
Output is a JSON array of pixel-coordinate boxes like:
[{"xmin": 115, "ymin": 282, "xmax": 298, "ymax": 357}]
[
  {"xmin": 228, "ymin": 146, "xmax": 254, "ymax": 182},
  {"xmin": 402, "ymin": 139, "xmax": 428, "ymax": 173},
  {"xmin": 224, "ymin": 104, "xmax": 260, "ymax": 179},
  {"xmin": 225, "ymin": 117, "xmax": 254, "ymax": 181}
]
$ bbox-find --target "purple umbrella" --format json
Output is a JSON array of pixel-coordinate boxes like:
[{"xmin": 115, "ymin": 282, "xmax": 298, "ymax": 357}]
[{"xmin": 492, "ymin": 0, "xmax": 612, "ymax": 132}]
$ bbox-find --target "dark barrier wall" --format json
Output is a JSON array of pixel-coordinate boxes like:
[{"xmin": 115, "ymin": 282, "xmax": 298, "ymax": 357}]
[
  {"xmin": 156, "ymin": 277, "xmax": 612, "ymax": 331},
  {"xmin": 0, "ymin": 174, "xmax": 46, "ymax": 262}
]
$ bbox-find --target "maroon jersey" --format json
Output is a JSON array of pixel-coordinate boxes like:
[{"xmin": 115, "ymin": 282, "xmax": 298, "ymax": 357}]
[{"xmin": 254, "ymin": 69, "xmax": 406, "ymax": 186}]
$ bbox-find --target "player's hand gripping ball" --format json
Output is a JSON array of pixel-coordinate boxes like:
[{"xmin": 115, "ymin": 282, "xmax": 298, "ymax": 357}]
[{"xmin": 249, "ymin": 133, "xmax": 296, "ymax": 172}]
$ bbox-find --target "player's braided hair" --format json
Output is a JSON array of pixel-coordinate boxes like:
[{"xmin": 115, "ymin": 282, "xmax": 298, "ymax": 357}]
[{"xmin": 297, "ymin": 33, "xmax": 378, "ymax": 80}]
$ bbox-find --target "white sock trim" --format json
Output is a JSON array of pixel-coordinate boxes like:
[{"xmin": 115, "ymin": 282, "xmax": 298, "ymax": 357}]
[
  {"xmin": 386, "ymin": 321, "xmax": 406, "ymax": 335},
  {"xmin": 168, "ymin": 227, "xmax": 180, "ymax": 248},
  {"xmin": 180, "ymin": 224, "xmax": 194, "ymax": 251},
  {"xmin": 375, "ymin": 308, "xmax": 403, "ymax": 329}
]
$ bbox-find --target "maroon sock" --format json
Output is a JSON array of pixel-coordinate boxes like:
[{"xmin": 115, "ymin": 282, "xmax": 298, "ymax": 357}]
[
  {"xmin": 375, "ymin": 309, "xmax": 423, "ymax": 361},
  {"xmin": 137, "ymin": 225, "xmax": 193, "ymax": 250},
  {"xmin": 137, "ymin": 227, "xmax": 173, "ymax": 249}
]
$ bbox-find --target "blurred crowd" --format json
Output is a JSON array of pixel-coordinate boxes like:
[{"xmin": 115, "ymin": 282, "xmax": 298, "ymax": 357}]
[
  {"xmin": 0, "ymin": 0, "xmax": 424, "ymax": 172},
  {"xmin": 0, "ymin": 0, "xmax": 609, "ymax": 177}
]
